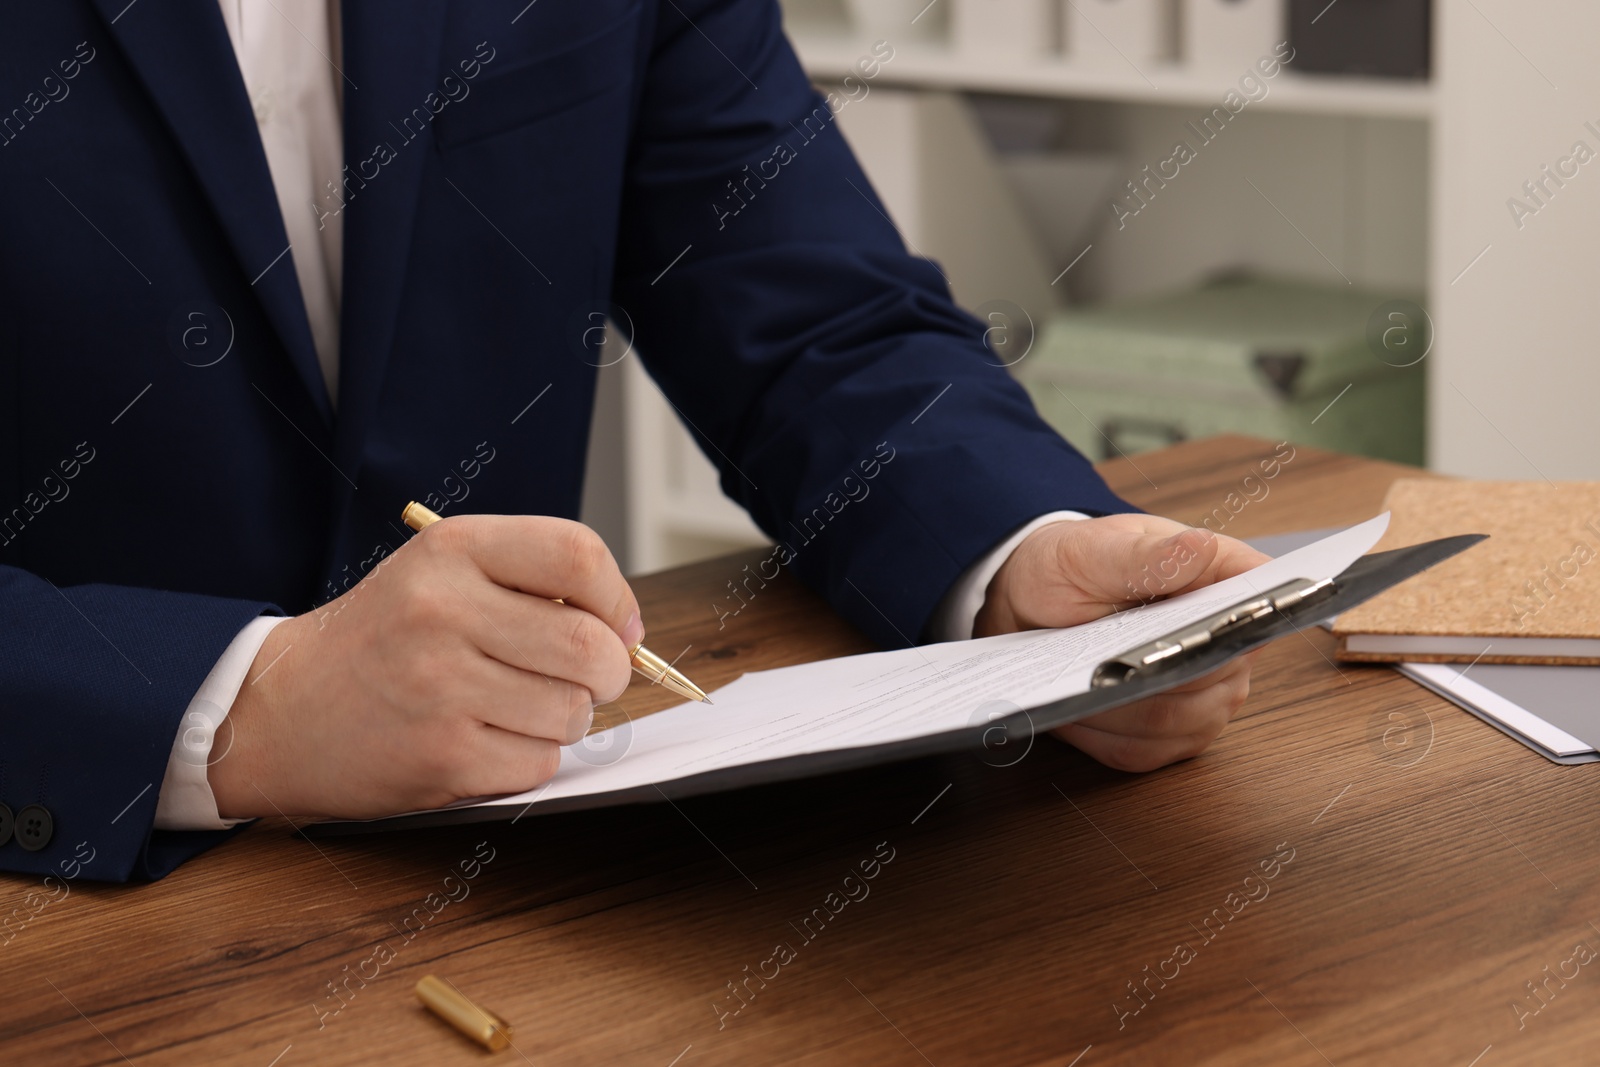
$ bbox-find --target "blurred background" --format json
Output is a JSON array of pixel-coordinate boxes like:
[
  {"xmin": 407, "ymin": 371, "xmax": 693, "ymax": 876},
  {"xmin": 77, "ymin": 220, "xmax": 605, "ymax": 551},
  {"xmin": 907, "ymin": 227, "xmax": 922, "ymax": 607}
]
[{"xmin": 581, "ymin": 0, "xmax": 1599, "ymax": 575}]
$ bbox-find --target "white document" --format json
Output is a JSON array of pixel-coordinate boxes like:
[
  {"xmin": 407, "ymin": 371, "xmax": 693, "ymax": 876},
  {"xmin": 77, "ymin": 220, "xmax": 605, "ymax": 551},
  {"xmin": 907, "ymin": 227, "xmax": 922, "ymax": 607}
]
[{"xmin": 467, "ymin": 515, "xmax": 1392, "ymax": 815}]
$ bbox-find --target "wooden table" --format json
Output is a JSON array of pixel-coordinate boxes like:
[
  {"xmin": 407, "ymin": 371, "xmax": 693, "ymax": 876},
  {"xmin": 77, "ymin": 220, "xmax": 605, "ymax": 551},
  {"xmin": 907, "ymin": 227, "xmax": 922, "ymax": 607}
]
[{"xmin": 5, "ymin": 435, "xmax": 1597, "ymax": 1066}]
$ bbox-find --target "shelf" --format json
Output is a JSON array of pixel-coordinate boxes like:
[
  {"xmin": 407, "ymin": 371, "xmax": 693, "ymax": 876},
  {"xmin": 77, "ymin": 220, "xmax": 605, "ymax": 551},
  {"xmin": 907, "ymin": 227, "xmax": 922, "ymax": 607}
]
[{"xmin": 791, "ymin": 32, "xmax": 1435, "ymax": 121}]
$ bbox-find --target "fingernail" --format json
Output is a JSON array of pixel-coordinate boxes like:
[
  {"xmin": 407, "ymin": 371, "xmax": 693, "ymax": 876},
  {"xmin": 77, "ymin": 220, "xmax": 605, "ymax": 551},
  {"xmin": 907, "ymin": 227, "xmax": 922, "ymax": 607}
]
[
  {"xmin": 1164, "ymin": 528, "xmax": 1212, "ymax": 548},
  {"xmin": 621, "ymin": 610, "xmax": 644, "ymax": 650},
  {"xmin": 569, "ymin": 700, "xmax": 595, "ymax": 743}
]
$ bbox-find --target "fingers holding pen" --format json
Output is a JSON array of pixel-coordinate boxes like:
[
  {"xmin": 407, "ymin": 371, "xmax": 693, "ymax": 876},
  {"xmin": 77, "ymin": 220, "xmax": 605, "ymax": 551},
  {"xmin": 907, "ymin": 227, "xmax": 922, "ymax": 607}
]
[
  {"xmin": 438, "ymin": 515, "xmax": 645, "ymax": 648},
  {"xmin": 451, "ymin": 583, "xmax": 635, "ymax": 705},
  {"xmin": 406, "ymin": 514, "xmax": 639, "ymax": 699}
]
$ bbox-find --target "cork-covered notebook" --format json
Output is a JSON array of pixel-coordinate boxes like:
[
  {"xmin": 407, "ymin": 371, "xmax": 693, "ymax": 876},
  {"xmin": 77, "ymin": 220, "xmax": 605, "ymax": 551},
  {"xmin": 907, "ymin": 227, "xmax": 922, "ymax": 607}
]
[{"xmin": 1334, "ymin": 479, "xmax": 1600, "ymax": 665}]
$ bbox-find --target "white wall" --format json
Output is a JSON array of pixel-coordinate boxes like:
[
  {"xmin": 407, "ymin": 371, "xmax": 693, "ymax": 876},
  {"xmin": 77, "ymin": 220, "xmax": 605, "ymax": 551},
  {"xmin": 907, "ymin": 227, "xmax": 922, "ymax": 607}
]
[{"xmin": 1431, "ymin": 0, "xmax": 1600, "ymax": 479}]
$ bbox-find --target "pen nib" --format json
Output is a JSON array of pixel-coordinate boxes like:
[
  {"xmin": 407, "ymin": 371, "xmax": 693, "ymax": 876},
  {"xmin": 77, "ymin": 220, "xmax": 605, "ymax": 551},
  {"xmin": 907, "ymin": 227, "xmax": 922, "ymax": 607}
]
[{"xmin": 702, "ymin": 696, "xmax": 715, "ymax": 705}]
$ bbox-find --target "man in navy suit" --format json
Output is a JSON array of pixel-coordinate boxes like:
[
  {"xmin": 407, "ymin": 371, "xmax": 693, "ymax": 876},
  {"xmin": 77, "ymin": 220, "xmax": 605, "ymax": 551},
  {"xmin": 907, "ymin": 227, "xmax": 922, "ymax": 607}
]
[{"xmin": 0, "ymin": 0, "xmax": 1265, "ymax": 882}]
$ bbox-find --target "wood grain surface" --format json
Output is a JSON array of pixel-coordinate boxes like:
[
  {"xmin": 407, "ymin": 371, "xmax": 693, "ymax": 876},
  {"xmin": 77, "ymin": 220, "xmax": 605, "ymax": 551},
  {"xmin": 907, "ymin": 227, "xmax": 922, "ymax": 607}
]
[{"xmin": 3, "ymin": 435, "xmax": 1596, "ymax": 1067}]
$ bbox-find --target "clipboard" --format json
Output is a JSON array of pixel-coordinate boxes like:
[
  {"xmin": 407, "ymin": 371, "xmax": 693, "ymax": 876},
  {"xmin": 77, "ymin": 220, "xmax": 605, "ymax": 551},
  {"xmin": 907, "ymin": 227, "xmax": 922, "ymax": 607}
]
[{"xmin": 306, "ymin": 533, "xmax": 1484, "ymax": 837}]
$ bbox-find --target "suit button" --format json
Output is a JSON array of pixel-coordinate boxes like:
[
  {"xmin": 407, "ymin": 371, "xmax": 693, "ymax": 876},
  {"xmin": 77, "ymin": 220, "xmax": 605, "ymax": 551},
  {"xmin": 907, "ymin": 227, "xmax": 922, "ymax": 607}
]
[
  {"xmin": 0, "ymin": 803, "xmax": 11, "ymax": 847},
  {"xmin": 15, "ymin": 805, "xmax": 52, "ymax": 851}
]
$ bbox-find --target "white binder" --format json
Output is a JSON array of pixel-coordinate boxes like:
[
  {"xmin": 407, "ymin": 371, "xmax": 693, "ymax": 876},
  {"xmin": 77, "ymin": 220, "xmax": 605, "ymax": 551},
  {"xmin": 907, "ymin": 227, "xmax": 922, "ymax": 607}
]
[
  {"xmin": 1182, "ymin": 0, "xmax": 1285, "ymax": 71},
  {"xmin": 1063, "ymin": 0, "xmax": 1177, "ymax": 68}
]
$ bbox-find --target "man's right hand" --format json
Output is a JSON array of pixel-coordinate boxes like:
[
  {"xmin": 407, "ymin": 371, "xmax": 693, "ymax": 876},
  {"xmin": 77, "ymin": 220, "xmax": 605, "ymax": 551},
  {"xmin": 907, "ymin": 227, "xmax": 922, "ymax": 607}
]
[{"xmin": 208, "ymin": 515, "xmax": 644, "ymax": 821}]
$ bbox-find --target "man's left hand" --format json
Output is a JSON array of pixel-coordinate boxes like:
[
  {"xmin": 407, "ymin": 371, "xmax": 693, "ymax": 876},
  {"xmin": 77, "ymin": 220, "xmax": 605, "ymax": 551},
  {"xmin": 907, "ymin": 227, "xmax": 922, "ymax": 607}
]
[{"xmin": 974, "ymin": 514, "xmax": 1272, "ymax": 773}]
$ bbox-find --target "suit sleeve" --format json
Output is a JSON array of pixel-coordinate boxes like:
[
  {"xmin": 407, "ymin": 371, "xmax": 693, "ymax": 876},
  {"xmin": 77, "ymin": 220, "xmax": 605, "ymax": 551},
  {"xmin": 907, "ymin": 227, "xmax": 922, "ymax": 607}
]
[
  {"xmin": 0, "ymin": 565, "xmax": 273, "ymax": 882},
  {"xmin": 612, "ymin": 0, "xmax": 1138, "ymax": 648}
]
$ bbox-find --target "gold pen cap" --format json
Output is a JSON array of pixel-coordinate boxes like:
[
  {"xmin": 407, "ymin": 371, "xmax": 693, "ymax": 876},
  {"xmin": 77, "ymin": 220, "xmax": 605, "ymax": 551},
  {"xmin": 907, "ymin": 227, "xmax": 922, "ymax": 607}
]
[
  {"xmin": 403, "ymin": 501, "xmax": 444, "ymax": 531},
  {"xmin": 415, "ymin": 974, "xmax": 513, "ymax": 1052}
]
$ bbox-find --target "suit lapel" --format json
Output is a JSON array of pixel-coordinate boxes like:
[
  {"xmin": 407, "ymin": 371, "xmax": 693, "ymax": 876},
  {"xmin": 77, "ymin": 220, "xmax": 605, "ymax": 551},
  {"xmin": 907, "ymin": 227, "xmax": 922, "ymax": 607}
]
[
  {"xmin": 332, "ymin": 0, "xmax": 453, "ymax": 480},
  {"xmin": 88, "ymin": 0, "xmax": 334, "ymax": 427}
]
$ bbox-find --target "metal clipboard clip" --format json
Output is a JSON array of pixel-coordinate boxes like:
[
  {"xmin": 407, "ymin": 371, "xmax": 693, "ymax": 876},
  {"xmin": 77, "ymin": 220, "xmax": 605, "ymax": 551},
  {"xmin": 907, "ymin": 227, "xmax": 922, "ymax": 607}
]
[{"xmin": 1091, "ymin": 576, "xmax": 1338, "ymax": 689}]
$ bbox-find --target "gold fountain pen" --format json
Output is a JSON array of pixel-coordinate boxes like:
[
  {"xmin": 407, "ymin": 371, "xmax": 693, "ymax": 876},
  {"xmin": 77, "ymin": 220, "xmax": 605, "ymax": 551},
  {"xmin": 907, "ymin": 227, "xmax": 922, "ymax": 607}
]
[{"xmin": 400, "ymin": 502, "xmax": 712, "ymax": 704}]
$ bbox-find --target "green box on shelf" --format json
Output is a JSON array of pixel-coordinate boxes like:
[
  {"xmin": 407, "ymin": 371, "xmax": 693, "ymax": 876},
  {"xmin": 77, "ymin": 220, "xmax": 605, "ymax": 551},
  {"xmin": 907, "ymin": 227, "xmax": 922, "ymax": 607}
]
[{"xmin": 1015, "ymin": 276, "xmax": 1427, "ymax": 464}]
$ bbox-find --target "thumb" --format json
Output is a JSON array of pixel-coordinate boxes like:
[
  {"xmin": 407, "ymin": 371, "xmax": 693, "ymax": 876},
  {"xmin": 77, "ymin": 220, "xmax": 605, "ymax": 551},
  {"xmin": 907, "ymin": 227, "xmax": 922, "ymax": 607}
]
[{"xmin": 1093, "ymin": 526, "xmax": 1220, "ymax": 605}]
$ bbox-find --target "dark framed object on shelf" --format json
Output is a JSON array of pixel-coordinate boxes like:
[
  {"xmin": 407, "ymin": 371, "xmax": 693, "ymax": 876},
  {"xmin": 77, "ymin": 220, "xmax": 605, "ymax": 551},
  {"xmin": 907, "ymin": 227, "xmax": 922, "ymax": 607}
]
[{"xmin": 1288, "ymin": 0, "xmax": 1431, "ymax": 79}]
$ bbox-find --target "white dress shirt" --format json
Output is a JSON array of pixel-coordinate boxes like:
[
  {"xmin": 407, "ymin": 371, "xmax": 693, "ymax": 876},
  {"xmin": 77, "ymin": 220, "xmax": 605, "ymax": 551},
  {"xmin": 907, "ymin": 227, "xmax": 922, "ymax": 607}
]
[
  {"xmin": 220, "ymin": 0, "xmax": 344, "ymax": 399},
  {"xmin": 153, "ymin": 0, "xmax": 1087, "ymax": 830}
]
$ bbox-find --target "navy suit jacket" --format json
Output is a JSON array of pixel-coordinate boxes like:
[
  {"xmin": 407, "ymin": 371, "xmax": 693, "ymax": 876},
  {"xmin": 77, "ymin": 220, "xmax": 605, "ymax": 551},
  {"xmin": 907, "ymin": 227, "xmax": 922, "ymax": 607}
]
[{"xmin": 0, "ymin": 0, "xmax": 1134, "ymax": 882}]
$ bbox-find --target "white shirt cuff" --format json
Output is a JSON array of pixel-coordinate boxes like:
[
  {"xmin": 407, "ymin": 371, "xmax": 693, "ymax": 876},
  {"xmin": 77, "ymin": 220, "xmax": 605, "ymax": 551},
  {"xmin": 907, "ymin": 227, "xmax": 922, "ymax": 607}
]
[
  {"xmin": 926, "ymin": 511, "xmax": 1089, "ymax": 642},
  {"xmin": 154, "ymin": 615, "xmax": 289, "ymax": 831}
]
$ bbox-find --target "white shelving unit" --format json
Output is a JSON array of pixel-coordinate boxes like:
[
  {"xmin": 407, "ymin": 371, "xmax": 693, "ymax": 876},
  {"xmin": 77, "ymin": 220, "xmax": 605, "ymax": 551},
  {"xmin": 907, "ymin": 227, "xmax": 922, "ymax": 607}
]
[
  {"xmin": 792, "ymin": 32, "xmax": 1435, "ymax": 120},
  {"xmin": 597, "ymin": 0, "xmax": 1597, "ymax": 576}
]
